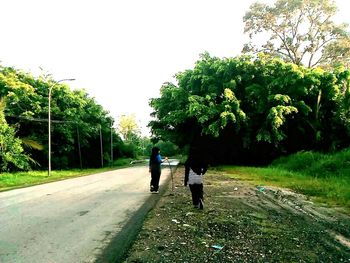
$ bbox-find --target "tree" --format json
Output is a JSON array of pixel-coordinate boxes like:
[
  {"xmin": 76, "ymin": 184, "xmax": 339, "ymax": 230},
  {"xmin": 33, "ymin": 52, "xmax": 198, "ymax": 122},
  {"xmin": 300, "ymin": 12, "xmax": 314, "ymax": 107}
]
[
  {"xmin": 117, "ymin": 114, "xmax": 140, "ymax": 142},
  {"xmin": 0, "ymin": 64, "xmax": 125, "ymax": 169},
  {"xmin": 149, "ymin": 53, "xmax": 350, "ymax": 165},
  {"xmin": 0, "ymin": 98, "xmax": 30, "ymax": 171},
  {"xmin": 243, "ymin": 0, "xmax": 350, "ymax": 68},
  {"xmin": 154, "ymin": 140, "xmax": 180, "ymax": 157}
]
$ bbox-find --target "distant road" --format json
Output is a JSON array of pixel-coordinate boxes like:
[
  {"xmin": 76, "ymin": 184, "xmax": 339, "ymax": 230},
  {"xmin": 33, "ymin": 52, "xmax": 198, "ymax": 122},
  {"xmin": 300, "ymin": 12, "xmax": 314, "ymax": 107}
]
[{"xmin": 0, "ymin": 163, "xmax": 178, "ymax": 263}]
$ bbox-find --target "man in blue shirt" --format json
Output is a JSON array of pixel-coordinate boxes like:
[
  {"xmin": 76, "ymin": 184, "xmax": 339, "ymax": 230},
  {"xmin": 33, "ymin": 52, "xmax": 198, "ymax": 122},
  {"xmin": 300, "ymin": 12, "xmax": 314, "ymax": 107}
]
[{"xmin": 149, "ymin": 147, "xmax": 167, "ymax": 193}]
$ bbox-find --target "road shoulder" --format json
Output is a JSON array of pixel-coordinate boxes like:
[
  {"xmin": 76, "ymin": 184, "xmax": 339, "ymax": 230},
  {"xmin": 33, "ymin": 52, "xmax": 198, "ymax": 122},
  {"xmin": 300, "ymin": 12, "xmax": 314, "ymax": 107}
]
[
  {"xmin": 123, "ymin": 167, "xmax": 350, "ymax": 262},
  {"xmin": 94, "ymin": 168, "xmax": 172, "ymax": 263}
]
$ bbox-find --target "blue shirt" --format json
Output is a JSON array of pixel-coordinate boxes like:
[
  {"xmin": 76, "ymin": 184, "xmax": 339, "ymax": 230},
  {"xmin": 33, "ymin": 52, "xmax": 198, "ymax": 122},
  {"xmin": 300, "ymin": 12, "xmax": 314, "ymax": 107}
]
[{"xmin": 149, "ymin": 154, "xmax": 162, "ymax": 168}]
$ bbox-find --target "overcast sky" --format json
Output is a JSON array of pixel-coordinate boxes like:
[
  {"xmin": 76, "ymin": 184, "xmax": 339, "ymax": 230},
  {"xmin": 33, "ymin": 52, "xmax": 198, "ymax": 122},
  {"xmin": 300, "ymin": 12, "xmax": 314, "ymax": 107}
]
[{"xmin": 1, "ymin": 0, "xmax": 349, "ymax": 135}]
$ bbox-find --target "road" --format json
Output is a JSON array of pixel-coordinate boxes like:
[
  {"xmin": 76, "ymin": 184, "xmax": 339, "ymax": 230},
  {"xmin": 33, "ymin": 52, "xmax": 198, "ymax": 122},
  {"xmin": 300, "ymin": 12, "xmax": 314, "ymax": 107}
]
[{"xmin": 0, "ymin": 162, "xmax": 177, "ymax": 263}]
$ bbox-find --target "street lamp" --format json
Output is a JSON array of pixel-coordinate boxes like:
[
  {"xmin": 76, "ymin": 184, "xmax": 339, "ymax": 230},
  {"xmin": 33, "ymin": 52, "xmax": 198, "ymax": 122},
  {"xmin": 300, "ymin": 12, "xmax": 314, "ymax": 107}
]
[{"xmin": 48, "ymin": 78, "xmax": 75, "ymax": 176}]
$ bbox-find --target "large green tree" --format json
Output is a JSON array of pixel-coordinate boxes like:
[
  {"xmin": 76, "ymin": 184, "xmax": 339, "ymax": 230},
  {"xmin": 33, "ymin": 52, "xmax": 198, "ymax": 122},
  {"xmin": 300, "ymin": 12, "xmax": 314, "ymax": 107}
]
[
  {"xmin": 149, "ymin": 53, "xmax": 350, "ymax": 164},
  {"xmin": 0, "ymin": 65, "xmax": 124, "ymax": 170},
  {"xmin": 0, "ymin": 98, "xmax": 30, "ymax": 171},
  {"xmin": 243, "ymin": 0, "xmax": 350, "ymax": 68}
]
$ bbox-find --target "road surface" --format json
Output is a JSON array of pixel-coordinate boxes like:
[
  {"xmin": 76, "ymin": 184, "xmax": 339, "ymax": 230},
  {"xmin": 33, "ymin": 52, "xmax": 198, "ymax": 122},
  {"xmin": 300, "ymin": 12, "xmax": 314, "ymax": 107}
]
[{"xmin": 0, "ymin": 162, "xmax": 177, "ymax": 263}]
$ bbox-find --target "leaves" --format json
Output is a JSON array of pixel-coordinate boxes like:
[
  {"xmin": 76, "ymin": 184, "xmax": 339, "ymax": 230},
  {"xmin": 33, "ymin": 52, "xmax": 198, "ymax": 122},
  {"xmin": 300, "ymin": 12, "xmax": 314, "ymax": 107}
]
[
  {"xmin": 0, "ymin": 65, "xmax": 123, "ymax": 170},
  {"xmin": 243, "ymin": 0, "xmax": 350, "ymax": 68},
  {"xmin": 149, "ymin": 53, "xmax": 350, "ymax": 164},
  {"xmin": 0, "ymin": 98, "xmax": 30, "ymax": 171},
  {"xmin": 117, "ymin": 114, "xmax": 140, "ymax": 142}
]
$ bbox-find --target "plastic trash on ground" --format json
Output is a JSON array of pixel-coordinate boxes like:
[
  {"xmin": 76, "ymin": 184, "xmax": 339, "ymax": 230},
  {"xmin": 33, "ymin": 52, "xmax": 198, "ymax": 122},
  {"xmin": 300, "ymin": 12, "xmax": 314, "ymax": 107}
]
[
  {"xmin": 256, "ymin": 186, "xmax": 265, "ymax": 193},
  {"xmin": 211, "ymin": 244, "xmax": 224, "ymax": 250}
]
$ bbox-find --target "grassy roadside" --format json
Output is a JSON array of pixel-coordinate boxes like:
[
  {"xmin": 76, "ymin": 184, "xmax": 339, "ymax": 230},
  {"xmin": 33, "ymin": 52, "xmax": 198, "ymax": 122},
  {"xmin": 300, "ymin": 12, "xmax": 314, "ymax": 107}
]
[
  {"xmin": 221, "ymin": 166, "xmax": 350, "ymax": 210},
  {"xmin": 232, "ymin": 148, "xmax": 350, "ymax": 209},
  {"xmin": 123, "ymin": 166, "xmax": 350, "ymax": 262},
  {"xmin": 0, "ymin": 158, "xmax": 134, "ymax": 192}
]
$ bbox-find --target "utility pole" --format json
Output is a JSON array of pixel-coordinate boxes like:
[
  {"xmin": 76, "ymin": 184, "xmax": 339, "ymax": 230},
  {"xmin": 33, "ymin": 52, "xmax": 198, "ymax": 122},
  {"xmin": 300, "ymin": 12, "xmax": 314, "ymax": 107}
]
[
  {"xmin": 99, "ymin": 124, "xmax": 104, "ymax": 168},
  {"xmin": 48, "ymin": 78, "xmax": 75, "ymax": 176},
  {"xmin": 77, "ymin": 126, "xmax": 82, "ymax": 169},
  {"xmin": 110, "ymin": 120, "xmax": 113, "ymax": 167}
]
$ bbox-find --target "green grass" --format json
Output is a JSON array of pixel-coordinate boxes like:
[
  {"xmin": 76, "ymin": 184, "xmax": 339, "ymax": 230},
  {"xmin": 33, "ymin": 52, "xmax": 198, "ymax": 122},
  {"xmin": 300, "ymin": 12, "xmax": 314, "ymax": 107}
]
[
  {"xmin": 0, "ymin": 158, "xmax": 133, "ymax": 192},
  {"xmin": 219, "ymin": 148, "xmax": 350, "ymax": 209},
  {"xmin": 221, "ymin": 166, "xmax": 350, "ymax": 207},
  {"xmin": 271, "ymin": 148, "xmax": 350, "ymax": 178}
]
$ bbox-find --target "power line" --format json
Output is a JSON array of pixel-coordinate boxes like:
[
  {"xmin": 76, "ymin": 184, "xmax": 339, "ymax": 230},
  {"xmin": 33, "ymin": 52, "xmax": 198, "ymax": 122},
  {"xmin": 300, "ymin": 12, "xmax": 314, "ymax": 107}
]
[
  {"xmin": 5, "ymin": 114, "xmax": 116, "ymax": 169},
  {"xmin": 5, "ymin": 114, "xmax": 82, "ymax": 169},
  {"xmin": 5, "ymin": 114, "xmax": 76, "ymax": 123}
]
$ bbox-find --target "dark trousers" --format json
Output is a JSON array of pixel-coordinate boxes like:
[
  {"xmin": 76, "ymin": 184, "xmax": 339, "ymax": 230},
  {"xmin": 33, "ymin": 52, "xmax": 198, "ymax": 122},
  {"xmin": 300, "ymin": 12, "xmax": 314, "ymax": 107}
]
[
  {"xmin": 189, "ymin": 184, "xmax": 203, "ymax": 205},
  {"xmin": 150, "ymin": 169, "xmax": 161, "ymax": 191}
]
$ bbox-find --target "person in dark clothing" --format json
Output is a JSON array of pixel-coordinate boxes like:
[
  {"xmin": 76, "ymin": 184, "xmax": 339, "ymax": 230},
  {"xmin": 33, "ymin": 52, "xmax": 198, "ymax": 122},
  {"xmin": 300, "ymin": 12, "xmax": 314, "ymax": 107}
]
[
  {"xmin": 184, "ymin": 150, "xmax": 208, "ymax": 209},
  {"xmin": 149, "ymin": 147, "xmax": 167, "ymax": 193}
]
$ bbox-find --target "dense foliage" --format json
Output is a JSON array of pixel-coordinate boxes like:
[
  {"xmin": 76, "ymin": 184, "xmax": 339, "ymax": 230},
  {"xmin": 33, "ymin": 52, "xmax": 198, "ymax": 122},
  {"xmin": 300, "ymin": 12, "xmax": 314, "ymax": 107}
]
[
  {"xmin": 117, "ymin": 114, "xmax": 140, "ymax": 141},
  {"xmin": 0, "ymin": 98, "xmax": 31, "ymax": 171},
  {"xmin": 243, "ymin": 0, "xmax": 350, "ymax": 69},
  {"xmin": 0, "ymin": 65, "xmax": 125, "ymax": 171},
  {"xmin": 149, "ymin": 53, "xmax": 350, "ymax": 165},
  {"xmin": 271, "ymin": 147, "xmax": 350, "ymax": 178}
]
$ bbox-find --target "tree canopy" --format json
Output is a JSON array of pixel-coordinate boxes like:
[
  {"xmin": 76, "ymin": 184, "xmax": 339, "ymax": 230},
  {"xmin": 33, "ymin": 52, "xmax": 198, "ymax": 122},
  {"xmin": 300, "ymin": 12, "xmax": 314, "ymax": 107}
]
[
  {"xmin": 0, "ymin": 98, "xmax": 31, "ymax": 171},
  {"xmin": 0, "ymin": 65, "xmax": 125, "ymax": 171},
  {"xmin": 243, "ymin": 0, "xmax": 350, "ymax": 69},
  {"xmin": 117, "ymin": 114, "xmax": 140, "ymax": 142},
  {"xmin": 149, "ymin": 53, "xmax": 350, "ymax": 164}
]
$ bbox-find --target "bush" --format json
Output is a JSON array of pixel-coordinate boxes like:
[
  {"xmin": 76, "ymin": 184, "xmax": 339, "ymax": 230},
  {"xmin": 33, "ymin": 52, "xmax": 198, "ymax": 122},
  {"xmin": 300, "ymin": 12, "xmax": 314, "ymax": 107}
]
[
  {"xmin": 271, "ymin": 148, "xmax": 350, "ymax": 178},
  {"xmin": 154, "ymin": 141, "xmax": 180, "ymax": 157},
  {"xmin": 119, "ymin": 143, "xmax": 137, "ymax": 158},
  {"xmin": 0, "ymin": 123, "xmax": 30, "ymax": 172}
]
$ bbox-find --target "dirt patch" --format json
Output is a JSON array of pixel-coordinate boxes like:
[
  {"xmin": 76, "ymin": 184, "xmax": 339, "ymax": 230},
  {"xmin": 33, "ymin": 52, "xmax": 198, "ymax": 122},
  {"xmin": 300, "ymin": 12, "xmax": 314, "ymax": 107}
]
[{"xmin": 123, "ymin": 168, "xmax": 350, "ymax": 262}]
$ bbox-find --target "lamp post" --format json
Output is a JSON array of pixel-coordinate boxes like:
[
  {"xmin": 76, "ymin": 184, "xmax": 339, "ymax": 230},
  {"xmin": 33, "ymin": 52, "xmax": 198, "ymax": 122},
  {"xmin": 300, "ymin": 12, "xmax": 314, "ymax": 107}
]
[{"xmin": 48, "ymin": 78, "xmax": 75, "ymax": 176}]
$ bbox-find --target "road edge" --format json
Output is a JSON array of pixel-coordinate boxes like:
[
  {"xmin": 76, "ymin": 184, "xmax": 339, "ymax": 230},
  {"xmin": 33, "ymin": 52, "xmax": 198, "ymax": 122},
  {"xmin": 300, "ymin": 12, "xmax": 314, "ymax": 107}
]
[{"xmin": 94, "ymin": 168, "xmax": 174, "ymax": 263}]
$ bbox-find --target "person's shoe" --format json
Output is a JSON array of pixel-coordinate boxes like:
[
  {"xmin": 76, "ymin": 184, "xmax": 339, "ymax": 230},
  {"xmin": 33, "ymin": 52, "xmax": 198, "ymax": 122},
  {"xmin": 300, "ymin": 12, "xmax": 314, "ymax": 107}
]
[{"xmin": 199, "ymin": 199, "xmax": 204, "ymax": 209}]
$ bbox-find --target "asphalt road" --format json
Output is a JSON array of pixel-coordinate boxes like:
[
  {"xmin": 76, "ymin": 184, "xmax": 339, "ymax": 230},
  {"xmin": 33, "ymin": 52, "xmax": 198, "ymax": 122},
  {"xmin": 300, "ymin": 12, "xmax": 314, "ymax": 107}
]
[{"xmin": 0, "ymin": 162, "xmax": 177, "ymax": 263}]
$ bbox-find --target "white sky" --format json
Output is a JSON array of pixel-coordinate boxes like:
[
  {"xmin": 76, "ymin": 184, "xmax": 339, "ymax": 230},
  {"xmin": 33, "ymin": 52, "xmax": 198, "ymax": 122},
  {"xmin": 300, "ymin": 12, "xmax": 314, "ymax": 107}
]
[{"xmin": 1, "ymin": 0, "xmax": 349, "ymax": 135}]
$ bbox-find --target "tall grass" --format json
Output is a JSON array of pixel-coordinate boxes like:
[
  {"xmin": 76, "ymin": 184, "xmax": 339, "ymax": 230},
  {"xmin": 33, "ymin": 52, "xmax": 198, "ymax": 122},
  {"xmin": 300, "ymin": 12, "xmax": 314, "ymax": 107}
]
[
  {"xmin": 271, "ymin": 148, "xmax": 350, "ymax": 178},
  {"xmin": 222, "ymin": 148, "xmax": 350, "ymax": 209}
]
